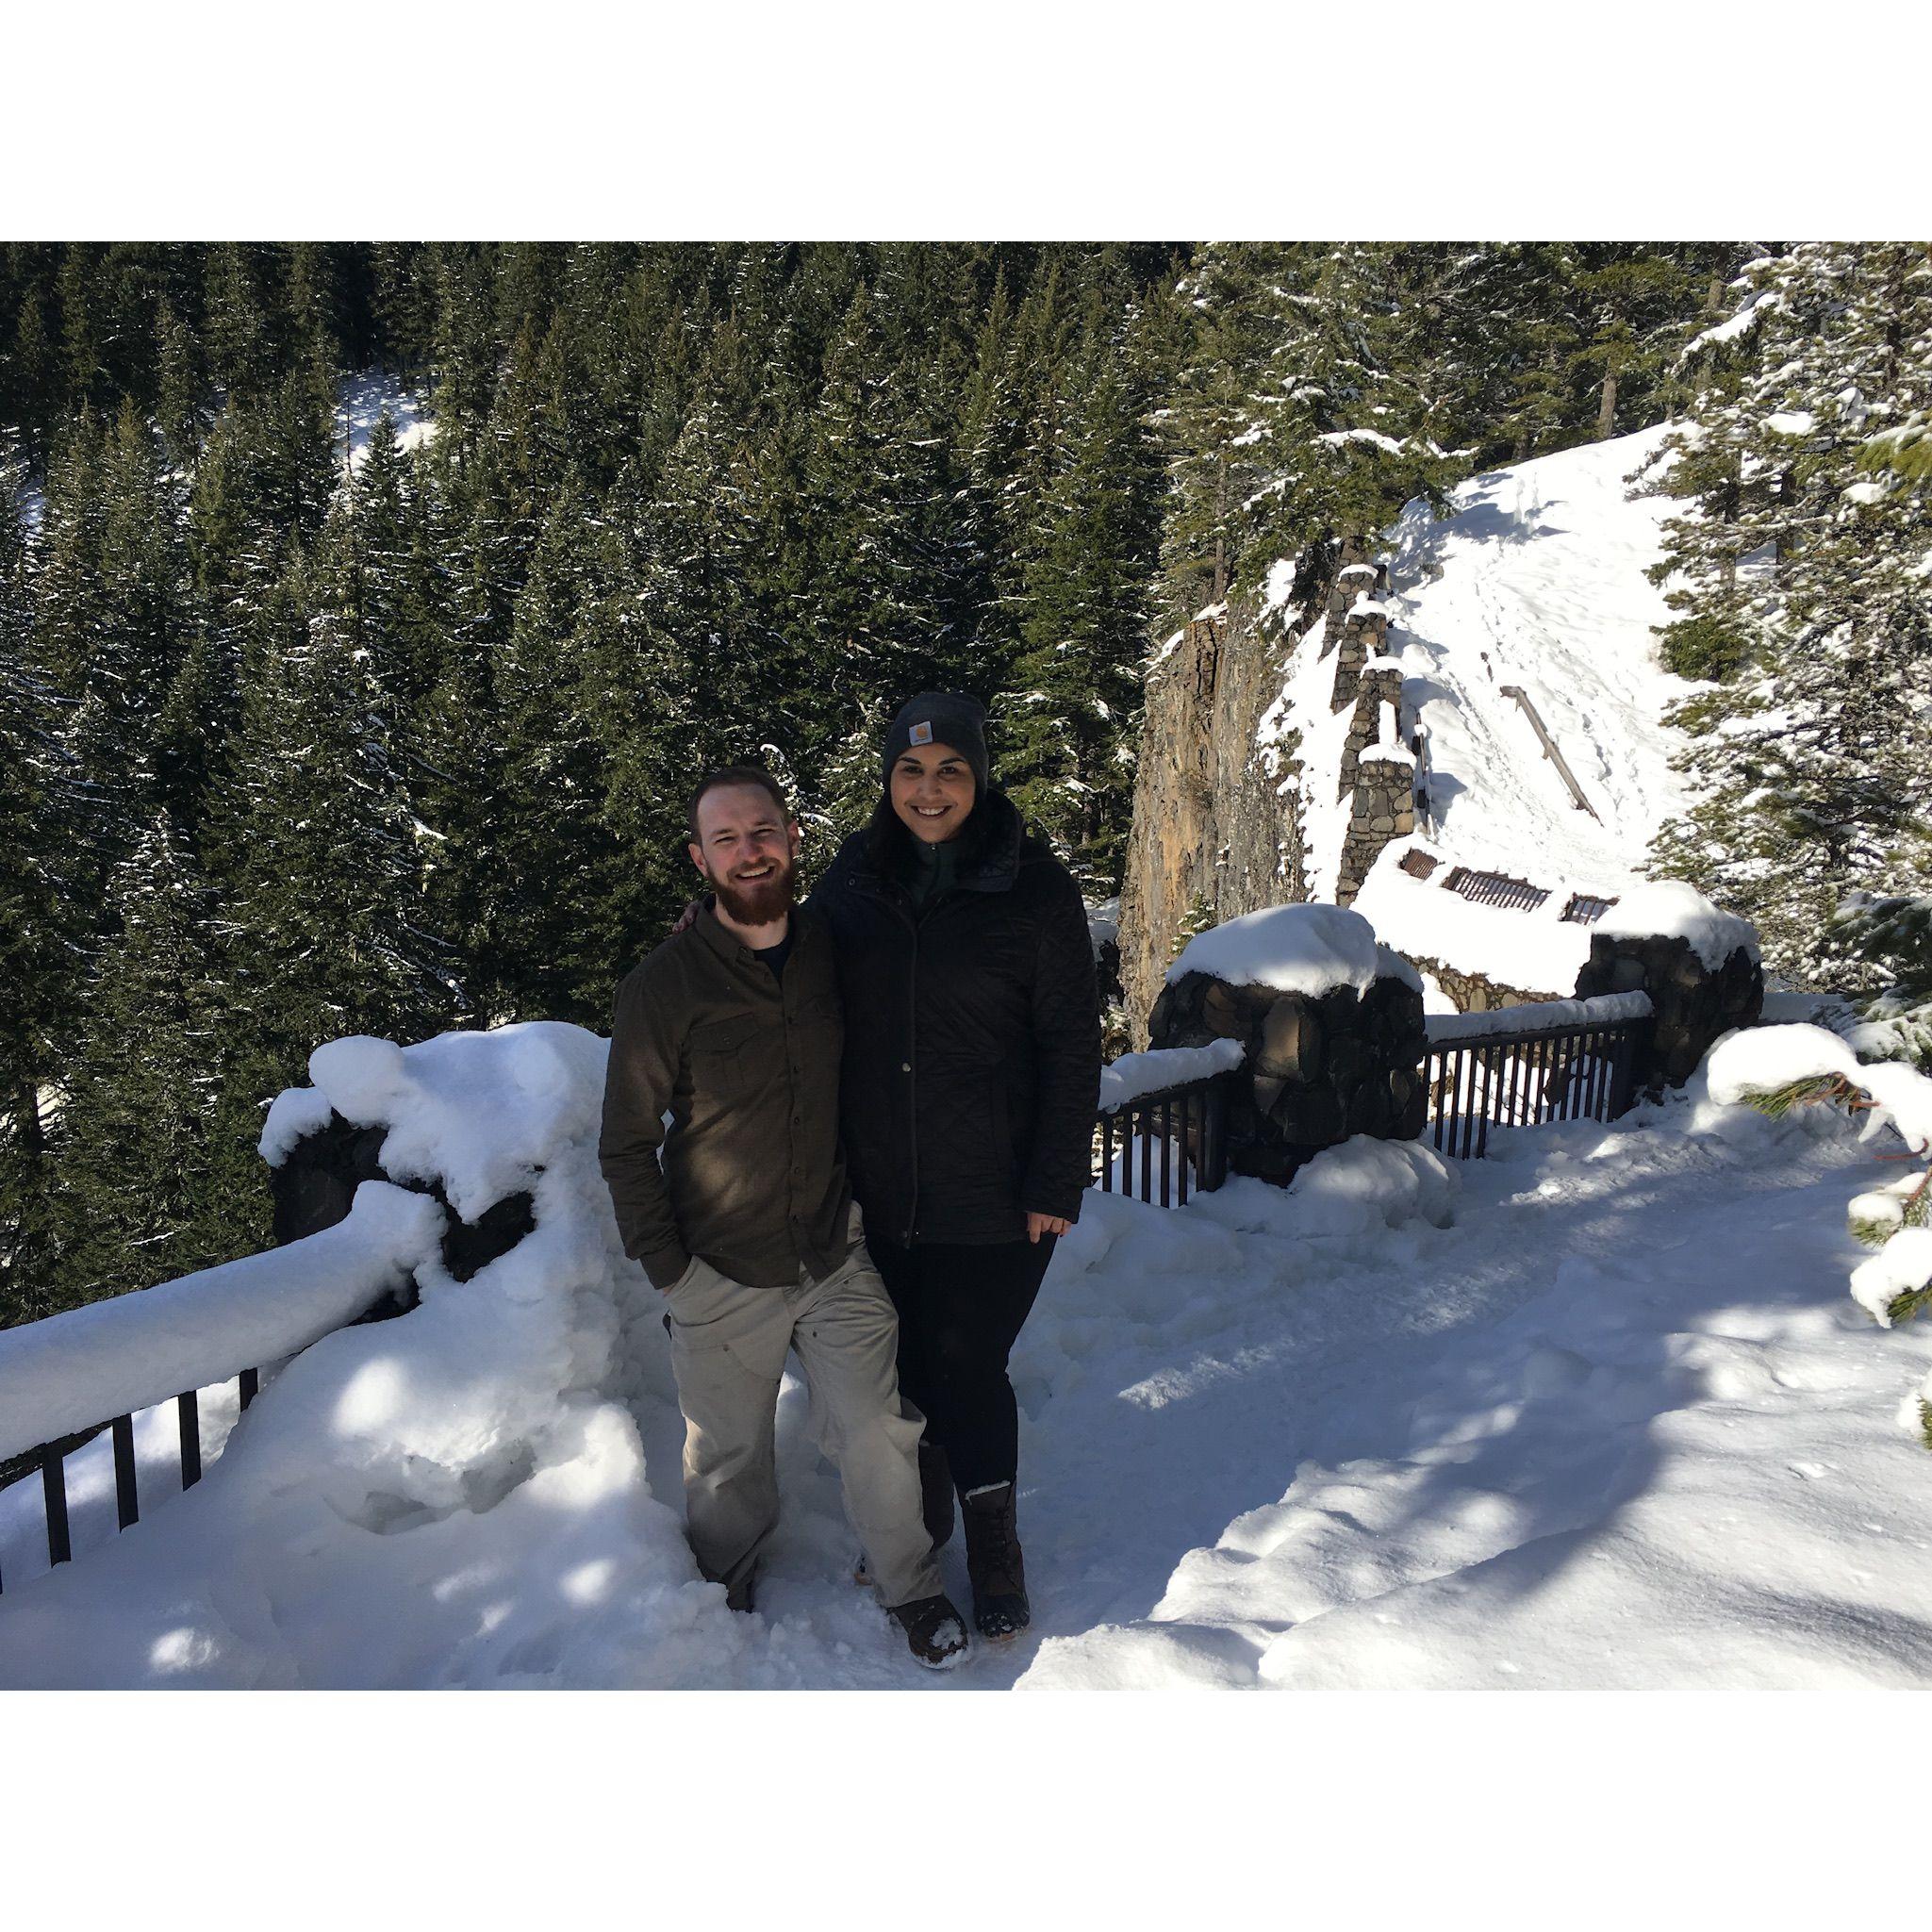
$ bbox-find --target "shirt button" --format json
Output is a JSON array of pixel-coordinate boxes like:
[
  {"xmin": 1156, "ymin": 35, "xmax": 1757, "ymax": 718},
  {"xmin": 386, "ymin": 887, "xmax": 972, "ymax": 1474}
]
[{"xmin": 901, "ymin": 1063, "xmax": 912, "ymax": 1073}]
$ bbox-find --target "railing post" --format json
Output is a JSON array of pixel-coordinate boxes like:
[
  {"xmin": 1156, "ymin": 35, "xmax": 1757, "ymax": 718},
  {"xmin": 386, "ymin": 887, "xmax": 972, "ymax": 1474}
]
[
  {"xmin": 1200, "ymin": 1075, "xmax": 1230, "ymax": 1193},
  {"xmin": 42, "ymin": 1447, "xmax": 71, "ymax": 1566},
  {"xmin": 111, "ymin": 1414, "xmax": 139, "ymax": 1529}
]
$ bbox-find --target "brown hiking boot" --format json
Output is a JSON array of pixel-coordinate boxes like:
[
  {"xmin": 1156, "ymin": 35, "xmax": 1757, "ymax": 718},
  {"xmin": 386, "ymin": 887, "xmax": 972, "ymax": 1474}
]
[
  {"xmin": 961, "ymin": 1482, "xmax": 1030, "ymax": 1640},
  {"xmin": 889, "ymin": 1593, "xmax": 970, "ymax": 1670}
]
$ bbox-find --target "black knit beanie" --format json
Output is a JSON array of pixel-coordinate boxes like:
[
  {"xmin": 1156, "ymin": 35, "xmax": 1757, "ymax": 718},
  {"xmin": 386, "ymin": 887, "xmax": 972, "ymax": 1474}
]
[{"xmin": 881, "ymin": 692, "xmax": 989, "ymax": 796}]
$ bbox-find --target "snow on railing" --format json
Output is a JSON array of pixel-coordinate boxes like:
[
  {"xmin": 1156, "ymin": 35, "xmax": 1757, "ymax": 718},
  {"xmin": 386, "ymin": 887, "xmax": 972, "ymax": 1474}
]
[
  {"xmin": 1098, "ymin": 1039, "xmax": 1245, "ymax": 1114},
  {"xmin": 1093, "ymin": 1045, "xmax": 1241, "ymax": 1207},
  {"xmin": 1427, "ymin": 991, "xmax": 1653, "ymax": 1045},
  {"xmin": 0, "ymin": 1182, "xmax": 445, "ymax": 1472}
]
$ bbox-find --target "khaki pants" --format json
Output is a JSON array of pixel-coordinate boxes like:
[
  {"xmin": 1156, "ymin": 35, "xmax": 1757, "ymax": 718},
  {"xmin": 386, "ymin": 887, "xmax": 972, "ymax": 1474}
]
[{"xmin": 664, "ymin": 1234, "xmax": 941, "ymax": 1611}]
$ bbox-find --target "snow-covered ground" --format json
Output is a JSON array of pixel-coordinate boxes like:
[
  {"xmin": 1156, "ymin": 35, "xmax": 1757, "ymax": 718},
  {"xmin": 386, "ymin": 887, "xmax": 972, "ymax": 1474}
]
[
  {"xmin": 1266, "ymin": 427, "xmax": 1706, "ymax": 992},
  {"xmin": 3, "ymin": 1020, "xmax": 1928, "ymax": 1690},
  {"xmin": 338, "ymin": 368, "xmax": 434, "ymax": 472},
  {"xmin": 1379, "ymin": 423, "xmax": 1693, "ymax": 892}
]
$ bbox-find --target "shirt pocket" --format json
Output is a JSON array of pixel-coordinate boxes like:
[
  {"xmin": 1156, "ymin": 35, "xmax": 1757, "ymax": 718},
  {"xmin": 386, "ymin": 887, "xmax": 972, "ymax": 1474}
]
[{"xmin": 688, "ymin": 1013, "xmax": 769, "ymax": 1104}]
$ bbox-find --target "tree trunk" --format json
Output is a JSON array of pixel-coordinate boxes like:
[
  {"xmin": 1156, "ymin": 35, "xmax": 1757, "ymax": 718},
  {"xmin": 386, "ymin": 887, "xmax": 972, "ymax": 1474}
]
[
  {"xmin": 1596, "ymin": 366, "xmax": 1618, "ymax": 440},
  {"xmin": 1211, "ymin": 454, "xmax": 1228, "ymax": 603}
]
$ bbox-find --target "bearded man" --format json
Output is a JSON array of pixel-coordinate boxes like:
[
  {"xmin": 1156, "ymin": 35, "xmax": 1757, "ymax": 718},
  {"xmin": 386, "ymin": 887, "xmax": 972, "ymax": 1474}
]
[{"xmin": 598, "ymin": 766, "xmax": 969, "ymax": 1669}]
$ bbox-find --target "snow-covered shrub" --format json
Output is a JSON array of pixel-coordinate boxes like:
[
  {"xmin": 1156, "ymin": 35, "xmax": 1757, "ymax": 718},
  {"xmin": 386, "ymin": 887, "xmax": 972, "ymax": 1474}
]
[{"xmin": 1701, "ymin": 1024, "xmax": 1932, "ymax": 1445}]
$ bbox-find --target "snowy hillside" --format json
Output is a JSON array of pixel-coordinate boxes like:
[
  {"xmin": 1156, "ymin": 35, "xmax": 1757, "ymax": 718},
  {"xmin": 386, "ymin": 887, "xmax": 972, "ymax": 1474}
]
[
  {"xmin": 4, "ymin": 1022, "xmax": 1930, "ymax": 1690},
  {"xmin": 1278, "ymin": 426, "xmax": 1702, "ymax": 995},
  {"xmin": 1385, "ymin": 423, "xmax": 1692, "ymax": 887}
]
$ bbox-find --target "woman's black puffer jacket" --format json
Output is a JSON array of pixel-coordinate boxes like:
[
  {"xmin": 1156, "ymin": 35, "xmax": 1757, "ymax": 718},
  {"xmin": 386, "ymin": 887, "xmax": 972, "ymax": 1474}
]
[{"xmin": 809, "ymin": 790, "xmax": 1102, "ymax": 1247}]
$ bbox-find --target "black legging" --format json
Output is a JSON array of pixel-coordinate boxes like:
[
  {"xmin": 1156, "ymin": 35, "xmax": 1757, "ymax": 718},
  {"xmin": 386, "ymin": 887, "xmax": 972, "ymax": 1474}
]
[{"xmin": 867, "ymin": 1234, "xmax": 1056, "ymax": 1495}]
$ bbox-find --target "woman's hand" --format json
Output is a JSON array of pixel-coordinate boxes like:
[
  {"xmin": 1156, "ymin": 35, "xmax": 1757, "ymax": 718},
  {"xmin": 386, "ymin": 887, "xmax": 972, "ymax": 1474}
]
[
  {"xmin": 669, "ymin": 896, "xmax": 705, "ymax": 935},
  {"xmin": 1026, "ymin": 1212, "xmax": 1071, "ymax": 1244}
]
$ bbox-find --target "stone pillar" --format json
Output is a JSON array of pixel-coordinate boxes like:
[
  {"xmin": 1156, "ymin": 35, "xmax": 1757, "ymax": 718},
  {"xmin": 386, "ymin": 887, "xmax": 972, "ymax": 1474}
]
[
  {"xmin": 1147, "ymin": 911, "xmax": 1428, "ymax": 1185},
  {"xmin": 1336, "ymin": 751, "xmax": 1417, "ymax": 908},
  {"xmin": 1338, "ymin": 663, "xmax": 1405, "ymax": 802},
  {"xmin": 1327, "ymin": 563, "xmax": 1385, "ymax": 712},
  {"xmin": 1571, "ymin": 885, "xmax": 1764, "ymax": 1096}
]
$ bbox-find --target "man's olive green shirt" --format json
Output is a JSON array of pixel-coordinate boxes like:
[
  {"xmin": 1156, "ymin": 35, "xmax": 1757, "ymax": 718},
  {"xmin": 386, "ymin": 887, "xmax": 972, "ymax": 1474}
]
[{"xmin": 599, "ymin": 903, "xmax": 852, "ymax": 1292}]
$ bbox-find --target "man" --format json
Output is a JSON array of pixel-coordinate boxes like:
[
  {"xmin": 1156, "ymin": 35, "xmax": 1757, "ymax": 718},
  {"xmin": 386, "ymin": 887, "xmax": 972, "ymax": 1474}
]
[{"xmin": 599, "ymin": 765, "xmax": 969, "ymax": 1669}]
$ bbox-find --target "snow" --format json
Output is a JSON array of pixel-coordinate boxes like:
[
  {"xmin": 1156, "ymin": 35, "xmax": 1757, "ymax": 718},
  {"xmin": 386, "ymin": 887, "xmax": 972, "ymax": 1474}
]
[
  {"xmin": 1698, "ymin": 1023, "xmax": 1860, "ymax": 1107},
  {"xmin": 259, "ymin": 1085, "xmax": 336, "ymax": 1165},
  {"xmin": 1260, "ymin": 1133, "xmax": 1458, "ymax": 1236},
  {"xmin": 1858, "ymin": 1061, "xmax": 1932, "ymax": 1159},
  {"xmin": 1594, "ymin": 880, "xmax": 1759, "ymax": 969},
  {"xmin": 1099, "ymin": 1040, "xmax": 1245, "ymax": 1113},
  {"xmin": 1167, "ymin": 903, "xmax": 1382, "ymax": 998},
  {"xmin": 1373, "ymin": 942, "xmax": 1422, "ymax": 994},
  {"xmin": 1084, "ymin": 895, "xmax": 1120, "ymax": 961},
  {"xmin": 1353, "ymin": 860, "xmax": 1593, "ymax": 998},
  {"xmin": 1850, "ymin": 1230, "xmax": 1932, "ymax": 1327},
  {"xmin": 1335, "ymin": 423, "xmax": 1700, "ymax": 979},
  {"xmin": 302, "ymin": 1023, "xmax": 611, "ymax": 1222},
  {"xmin": 1765, "ymin": 409, "xmax": 1816, "ymax": 437},
  {"xmin": 7, "ymin": 1020, "xmax": 1932, "ymax": 1689},
  {"xmin": 1684, "ymin": 289, "xmax": 1780, "ymax": 356},
  {"xmin": 1018, "ymin": 1096, "xmax": 1932, "ymax": 1691},
  {"xmin": 1427, "ymin": 991, "xmax": 1651, "ymax": 1044},
  {"xmin": 0, "ymin": 1181, "xmax": 446, "ymax": 1467},
  {"xmin": 1697, "ymin": 1023, "xmax": 1932, "ymax": 1157},
  {"xmin": 337, "ymin": 369, "xmax": 435, "ymax": 473},
  {"xmin": 1319, "ymin": 428, "xmax": 1406, "ymax": 455},
  {"xmin": 1256, "ymin": 613, "xmax": 1356, "ymax": 902}
]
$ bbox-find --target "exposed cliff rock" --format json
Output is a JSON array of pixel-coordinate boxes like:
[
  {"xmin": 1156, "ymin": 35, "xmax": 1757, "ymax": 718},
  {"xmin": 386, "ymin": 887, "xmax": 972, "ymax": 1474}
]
[
  {"xmin": 1118, "ymin": 548, "xmax": 1424, "ymax": 1044},
  {"xmin": 1117, "ymin": 588, "xmax": 1309, "ymax": 1047}
]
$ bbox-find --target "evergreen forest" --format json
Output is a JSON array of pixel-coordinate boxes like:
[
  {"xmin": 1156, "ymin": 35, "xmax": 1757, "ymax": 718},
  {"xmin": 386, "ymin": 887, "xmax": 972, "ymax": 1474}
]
[{"xmin": 6, "ymin": 238, "xmax": 1926, "ymax": 1328}]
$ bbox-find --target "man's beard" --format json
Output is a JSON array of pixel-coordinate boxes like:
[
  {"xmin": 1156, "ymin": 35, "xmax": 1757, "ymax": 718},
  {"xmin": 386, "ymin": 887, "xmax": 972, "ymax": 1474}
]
[{"xmin": 706, "ymin": 856, "xmax": 796, "ymax": 927}]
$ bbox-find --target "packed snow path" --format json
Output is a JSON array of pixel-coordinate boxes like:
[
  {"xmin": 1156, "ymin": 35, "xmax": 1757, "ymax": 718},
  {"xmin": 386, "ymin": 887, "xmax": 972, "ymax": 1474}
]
[
  {"xmin": 1380, "ymin": 423, "xmax": 1694, "ymax": 893},
  {"xmin": 4, "ymin": 1069, "xmax": 1928, "ymax": 1687}
]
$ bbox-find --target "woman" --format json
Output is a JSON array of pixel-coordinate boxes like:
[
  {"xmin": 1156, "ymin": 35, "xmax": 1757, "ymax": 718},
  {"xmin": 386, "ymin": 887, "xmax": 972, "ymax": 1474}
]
[{"xmin": 809, "ymin": 692, "xmax": 1101, "ymax": 1640}]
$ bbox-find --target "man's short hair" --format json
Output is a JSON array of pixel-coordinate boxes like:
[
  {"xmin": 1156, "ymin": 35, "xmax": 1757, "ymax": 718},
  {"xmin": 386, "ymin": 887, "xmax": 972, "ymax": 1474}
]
[{"xmin": 686, "ymin": 766, "xmax": 792, "ymax": 843}]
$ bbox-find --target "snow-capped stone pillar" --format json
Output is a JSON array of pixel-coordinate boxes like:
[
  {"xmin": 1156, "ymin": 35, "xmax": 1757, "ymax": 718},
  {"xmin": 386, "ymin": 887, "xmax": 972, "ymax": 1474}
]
[
  {"xmin": 1327, "ymin": 564, "xmax": 1385, "ymax": 712},
  {"xmin": 1146, "ymin": 904, "xmax": 1428, "ymax": 1184},
  {"xmin": 1571, "ymin": 882, "xmax": 1764, "ymax": 1095}
]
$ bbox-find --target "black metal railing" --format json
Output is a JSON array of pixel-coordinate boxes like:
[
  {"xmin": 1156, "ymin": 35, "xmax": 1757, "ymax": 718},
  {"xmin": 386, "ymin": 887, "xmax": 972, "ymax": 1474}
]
[
  {"xmin": 0, "ymin": 1366, "xmax": 263, "ymax": 1597},
  {"xmin": 1094, "ymin": 1072, "xmax": 1233, "ymax": 1208},
  {"xmin": 1425, "ymin": 1016, "xmax": 1647, "ymax": 1159},
  {"xmin": 1560, "ymin": 892, "xmax": 1619, "ymax": 925},
  {"xmin": 1443, "ymin": 867, "xmax": 1552, "ymax": 913}
]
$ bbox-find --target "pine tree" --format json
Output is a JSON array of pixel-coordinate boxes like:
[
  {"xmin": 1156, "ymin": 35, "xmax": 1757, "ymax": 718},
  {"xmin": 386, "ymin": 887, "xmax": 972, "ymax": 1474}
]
[
  {"xmin": 1648, "ymin": 243, "xmax": 1932, "ymax": 984},
  {"xmin": 45, "ymin": 806, "xmax": 243, "ymax": 1313},
  {"xmin": 0, "ymin": 438, "xmax": 83, "ymax": 1327},
  {"xmin": 217, "ymin": 553, "xmax": 465, "ymax": 1092},
  {"xmin": 996, "ymin": 318, "xmax": 1163, "ymax": 885}
]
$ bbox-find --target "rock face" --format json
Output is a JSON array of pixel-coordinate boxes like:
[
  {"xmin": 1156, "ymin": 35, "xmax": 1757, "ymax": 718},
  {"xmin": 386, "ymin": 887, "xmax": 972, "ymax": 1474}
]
[
  {"xmin": 1574, "ymin": 931, "xmax": 1764, "ymax": 1094},
  {"xmin": 1118, "ymin": 552, "xmax": 1422, "ymax": 1040},
  {"xmin": 1118, "ymin": 588, "xmax": 1312, "ymax": 1047},
  {"xmin": 1148, "ymin": 966, "xmax": 1428, "ymax": 1184}
]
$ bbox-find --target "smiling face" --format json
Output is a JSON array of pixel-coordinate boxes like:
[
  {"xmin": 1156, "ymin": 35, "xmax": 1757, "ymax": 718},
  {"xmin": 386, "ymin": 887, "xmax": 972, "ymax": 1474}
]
[
  {"xmin": 688, "ymin": 783, "xmax": 801, "ymax": 927},
  {"xmin": 889, "ymin": 742, "xmax": 977, "ymax": 845}
]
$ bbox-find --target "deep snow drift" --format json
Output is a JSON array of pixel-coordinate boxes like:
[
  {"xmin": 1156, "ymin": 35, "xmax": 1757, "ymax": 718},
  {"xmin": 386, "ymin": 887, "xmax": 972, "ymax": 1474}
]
[{"xmin": 4, "ymin": 1022, "xmax": 1930, "ymax": 1690}]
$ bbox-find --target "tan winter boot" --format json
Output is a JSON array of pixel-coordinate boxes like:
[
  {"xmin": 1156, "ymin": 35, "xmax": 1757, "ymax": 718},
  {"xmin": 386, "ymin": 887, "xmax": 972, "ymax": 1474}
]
[{"xmin": 961, "ymin": 1481, "xmax": 1029, "ymax": 1640}]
